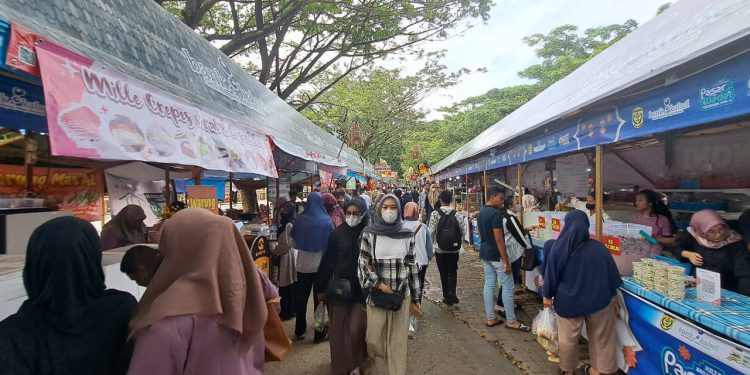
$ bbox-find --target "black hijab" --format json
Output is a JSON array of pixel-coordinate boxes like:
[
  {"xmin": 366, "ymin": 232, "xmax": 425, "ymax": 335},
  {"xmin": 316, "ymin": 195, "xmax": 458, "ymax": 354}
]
[
  {"xmin": 278, "ymin": 200, "xmax": 297, "ymax": 235},
  {"xmin": 363, "ymin": 194, "xmax": 413, "ymax": 239},
  {"xmin": 0, "ymin": 217, "xmax": 137, "ymax": 374}
]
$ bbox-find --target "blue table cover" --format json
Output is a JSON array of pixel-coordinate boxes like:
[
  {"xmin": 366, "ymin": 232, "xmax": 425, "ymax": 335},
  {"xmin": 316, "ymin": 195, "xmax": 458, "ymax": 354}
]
[{"xmin": 622, "ymin": 277, "xmax": 750, "ymax": 347}]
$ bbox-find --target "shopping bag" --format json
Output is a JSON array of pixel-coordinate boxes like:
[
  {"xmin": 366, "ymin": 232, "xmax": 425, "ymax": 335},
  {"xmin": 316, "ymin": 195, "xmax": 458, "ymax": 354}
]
[
  {"xmin": 313, "ymin": 302, "xmax": 329, "ymax": 332},
  {"xmin": 532, "ymin": 307, "xmax": 558, "ymax": 352}
]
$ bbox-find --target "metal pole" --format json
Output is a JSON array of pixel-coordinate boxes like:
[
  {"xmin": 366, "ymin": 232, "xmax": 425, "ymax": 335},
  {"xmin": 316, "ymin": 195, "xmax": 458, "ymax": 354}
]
[
  {"xmin": 229, "ymin": 172, "xmax": 234, "ymax": 218},
  {"xmin": 164, "ymin": 167, "xmax": 172, "ymax": 205},
  {"xmin": 483, "ymin": 170, "xmax": 488, "ymax": 204},
  {"xmin": 595, "ymin": 146, "xmax": 604, "ymax": 240},
  {"xmin": 517, "ymin": 164, "xmax": 524, "ymax": 224}
]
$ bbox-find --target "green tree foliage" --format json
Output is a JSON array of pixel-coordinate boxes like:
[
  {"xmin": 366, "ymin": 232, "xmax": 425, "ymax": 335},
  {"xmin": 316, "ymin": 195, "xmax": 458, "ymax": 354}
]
[
  {"xmin": 657, "ymin": 3, "xmax": 672, "ymax": 15},
  {"xmin": 399, "ymin": 19, "xmax": 639, "ymax": 173},
  {"xmin": 158, "ymin": 0, "xmax": 492, "ymax": 109}
]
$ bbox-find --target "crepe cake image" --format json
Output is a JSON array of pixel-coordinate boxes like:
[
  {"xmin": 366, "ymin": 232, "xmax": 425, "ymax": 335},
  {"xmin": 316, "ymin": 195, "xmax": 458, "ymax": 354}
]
[
  {"xmin": 57, "ymin": 105, "xmax": 102, "ymax": 148},
  {"xmin": 109, "ymin": 115, "xmax": 146, "ymax": 153},
  {"xmin": 229, "ymin": 150, "xmax": 245, "ymax": 170},
  {"xmin": 181, "ymin": 141, "xmax": 197, "ymax": 159},
  {"xmin": 197, "ymin": 136, "xmax": 215, "ymax": 163},
  {"xmin": 147, "ymin": 125, "xmax": 175, "ymax": 157}
]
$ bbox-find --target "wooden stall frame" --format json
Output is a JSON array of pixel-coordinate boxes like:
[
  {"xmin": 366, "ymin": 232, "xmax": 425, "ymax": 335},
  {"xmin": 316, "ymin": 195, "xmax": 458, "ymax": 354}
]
[{"xmin": 595, "ymin": 145, "xmax": 604, "ymax": 240}]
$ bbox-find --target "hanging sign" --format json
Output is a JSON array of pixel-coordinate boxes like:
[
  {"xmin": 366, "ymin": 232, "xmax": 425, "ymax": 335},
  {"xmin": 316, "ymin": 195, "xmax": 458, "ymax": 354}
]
[
  {"xmin": 0, "ymin": 164, "xmax": 103, "ymax": 221},
  {"xmin": 603, "ymin": 235, "xmax": 622, "ymax": 255},
  {"xmin": 538, "ymin": 216, "xmax": 546, "ymax": 229},
  {"xmin": 35, "ymin": 42, "xmax": 277, "ymax": 177},
  {"xmin": 551, "ymin": 218, "xmax": 561, "ymax": 232},
  {"xmin": 5, "ymin": 22, "xmax": 42, "ymax": 77},
  {"xmin": 186, "ymin": 186, "xmax": 218, "ymax": 213}
]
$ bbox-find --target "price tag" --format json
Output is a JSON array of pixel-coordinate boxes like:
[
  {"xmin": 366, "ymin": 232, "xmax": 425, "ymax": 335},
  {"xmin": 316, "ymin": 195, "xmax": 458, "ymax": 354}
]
[
  {"xmin": 603, "ymin": 236, "xmax": 622, "ymax": 255},
  {"xmin": 538, "ymin": 216, "xmax": 546, "ymax": 229},
  {"xmin": 551, "ymin": 218, "xmax": 561, "ymax": 232}
]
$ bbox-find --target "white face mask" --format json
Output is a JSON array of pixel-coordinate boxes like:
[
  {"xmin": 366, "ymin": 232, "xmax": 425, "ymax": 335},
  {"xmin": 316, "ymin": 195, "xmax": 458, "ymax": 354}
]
[
  {"xmin": 345, "ymin": 214, "xmax": 363, "ymax": 227},
  {"xmin": 381, "ymin": 209, "xmax": 398, "ymax": 224}
]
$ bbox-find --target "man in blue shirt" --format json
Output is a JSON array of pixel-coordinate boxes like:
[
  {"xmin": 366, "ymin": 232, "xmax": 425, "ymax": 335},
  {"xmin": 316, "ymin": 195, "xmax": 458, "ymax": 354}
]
[{"xmin": 477, "ymin": 186, "xmax": 530, "ymax": 331}]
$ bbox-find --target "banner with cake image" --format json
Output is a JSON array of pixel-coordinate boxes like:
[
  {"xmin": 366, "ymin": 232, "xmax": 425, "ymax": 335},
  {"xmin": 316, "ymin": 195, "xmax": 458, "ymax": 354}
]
[{"xmin": 35, "ymin": 42, "xmax": 278, "ymax": 178}]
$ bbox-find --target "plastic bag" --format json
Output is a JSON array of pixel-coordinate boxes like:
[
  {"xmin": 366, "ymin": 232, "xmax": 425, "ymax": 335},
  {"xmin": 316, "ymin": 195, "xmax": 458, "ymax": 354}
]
[
  {"xmin": 313, "ymin": 302, "xmax": 328, "ymax": 332},
  {"xmin": 532, "ymin": 307, "xmax": 558, "ymax": 352}
]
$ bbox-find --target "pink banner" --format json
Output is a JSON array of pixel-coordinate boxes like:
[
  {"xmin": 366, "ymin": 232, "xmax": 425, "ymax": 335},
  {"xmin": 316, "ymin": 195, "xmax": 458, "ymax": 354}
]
[{"xmin": 36, "ymin": 42, "xmax": 277, "ymax": 177}]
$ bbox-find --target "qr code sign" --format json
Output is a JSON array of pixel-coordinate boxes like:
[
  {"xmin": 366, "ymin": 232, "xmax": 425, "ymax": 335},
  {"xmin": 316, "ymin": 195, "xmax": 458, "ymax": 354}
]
[
  {"xmin": 17, "ymin": 45, "xmax": 37, "ymax": 67},
  {"xmin": 702, "ymin": 279, "xmax": 716, "ymax": 295}
]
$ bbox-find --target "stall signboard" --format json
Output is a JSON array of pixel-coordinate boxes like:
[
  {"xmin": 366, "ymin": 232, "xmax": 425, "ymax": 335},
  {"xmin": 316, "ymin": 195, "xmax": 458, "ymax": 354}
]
[
  {"xmin": 0, "ymin": 76, "xmax": 46, "ymax": 133},
  {"xmin": 4, "ymin": 22, "xmax": 41, "ymax": 77},
  {"xmin": 538, "ymin": 216, "xmax": 546, "ymax": 229},
  {"xmin": 267, "ymin": 176, "xmax": 290, "ymax": 203},
  {"xmin": 319, "ymin": 169, "xmax": 333, "ymax": 190},
  {"xmin": 186, "ymin": 186, "xmax": 218, "ymax": 213},
  {"xmin": 346, "ymin": 177, "xmax": 356, "ymax": 190},
  {"xmin": 603, "ymin": 235, "xmax": 622, "ymax": 255},
  {"xmin": 551, "ymin": 218, "xmax": 561, "ymax": 232},
  {"xmin": 249, "ymin": 235, "xmax": 270, "ymax": 277},
  {"xmin": 0, "ymin": 164, "xmax": 103, "ymax": 221},
  {"xmin": 105, "ymin": 174, "xmax": 165, "ymax": 227},
  {"xmin": 621, "ymin": 291, "xmax": 750, "ymax": 375},
  {"xmin": 439, "ymin": 51, "xmax": 750, "ymax": 178},
  {"xmin": 35, "ymin": 42, "xmax": 278, "ymax": 177}
]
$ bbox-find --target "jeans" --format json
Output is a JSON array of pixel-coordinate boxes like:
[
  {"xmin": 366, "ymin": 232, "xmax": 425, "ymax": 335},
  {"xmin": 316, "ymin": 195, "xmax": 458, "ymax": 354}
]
[
  {"xmin": 435, "ymin": 253, "xmax": 459, "ymax": 301},
  {"xmin": 295, "ymin": 272, "xmax": 322, "ymax": 337},
  {"xmin": 496, "ymin": 259, "xmax": 522, "ymax": 306},
  {"xmin": 483, "ymin": 260, "xmax": 516, "ymax": 323}
]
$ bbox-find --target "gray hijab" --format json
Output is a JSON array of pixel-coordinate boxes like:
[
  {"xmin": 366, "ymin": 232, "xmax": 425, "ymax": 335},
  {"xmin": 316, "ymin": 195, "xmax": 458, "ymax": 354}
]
[{"xmin": 363, "ymin": 194, "xmax": 413, "ymax": 239}]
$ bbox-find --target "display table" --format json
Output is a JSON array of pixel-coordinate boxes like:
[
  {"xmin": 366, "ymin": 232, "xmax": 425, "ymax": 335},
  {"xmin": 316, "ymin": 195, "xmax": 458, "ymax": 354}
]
[
  {"xmin": 619, "ymin": 277, "xmax": 750, "ymax": 374},
  {"xmin": 0, "ymin": 246, "xmax": 149, "ymax": 320}
]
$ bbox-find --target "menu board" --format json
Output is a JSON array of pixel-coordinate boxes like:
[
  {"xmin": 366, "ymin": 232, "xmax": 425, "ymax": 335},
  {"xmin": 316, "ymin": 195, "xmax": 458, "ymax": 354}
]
[{"xmin": 556, "ymin": 154, "xmax": 590, "ymax": 197}]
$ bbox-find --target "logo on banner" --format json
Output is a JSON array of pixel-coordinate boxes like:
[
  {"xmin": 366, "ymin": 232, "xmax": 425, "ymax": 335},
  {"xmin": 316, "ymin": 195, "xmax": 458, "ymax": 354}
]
[
  {"xmin": 660, "ymin": 314, "xmax": 675, "ymax": 331},
  {"xmin": 558, "ymin": 133, "xmax": 570, "ymax": 146},
  {"xmin": 648, "ymin": 98, "xmax": 691, "ymax": 120},
  {"xmin": 700, "ymin": 79, "xmax": 735, "ymax": 110},
  {"xmin": 662, "ymin": 347, "xmax": 726, "ymax": 375},
  {"xmin": 632, "ymin": 106, "xmax": 644, "ymax": 128}
]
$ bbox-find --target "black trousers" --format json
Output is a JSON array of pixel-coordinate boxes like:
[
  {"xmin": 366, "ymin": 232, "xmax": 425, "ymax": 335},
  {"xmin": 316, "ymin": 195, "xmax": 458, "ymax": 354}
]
[
  {"xmin": 295, "ymin": 272, "xmax": 322, "ymax": 337},
  {"xmin": 435, "ymin": 253, "xmax": 459, "ymax": 300},
  {"xmin": 279, "ymin": 283, "xmax": 296, "ymax": 320},
  {"xmin": 417, "ymin": 265, "xmax": 429, "ymax": 304}
]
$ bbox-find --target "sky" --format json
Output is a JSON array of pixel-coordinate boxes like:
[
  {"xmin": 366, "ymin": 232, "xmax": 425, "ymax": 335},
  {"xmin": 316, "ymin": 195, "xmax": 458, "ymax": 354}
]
[{"xmin": 400, "ymin": 0, "xmax": 666, "ymax": 120}]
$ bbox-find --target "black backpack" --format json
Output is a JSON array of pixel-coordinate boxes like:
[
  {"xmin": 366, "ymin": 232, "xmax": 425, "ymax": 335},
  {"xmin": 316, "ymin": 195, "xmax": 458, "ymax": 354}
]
[{"xmin": 436, "ymin": 210, "xmax": 462, "ymax": 251}]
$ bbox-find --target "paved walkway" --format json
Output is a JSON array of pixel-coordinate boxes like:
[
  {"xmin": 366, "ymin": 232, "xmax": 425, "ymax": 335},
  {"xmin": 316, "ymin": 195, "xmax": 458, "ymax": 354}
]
[{"xmin": 422, "ymin": 247, "xmax": 589, "ymax": 374}]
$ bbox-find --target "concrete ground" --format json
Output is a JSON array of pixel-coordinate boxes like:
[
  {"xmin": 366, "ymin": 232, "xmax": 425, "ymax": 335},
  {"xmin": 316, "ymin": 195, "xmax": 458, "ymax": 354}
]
[{"xmin": 267, "ymin": 247, "xmax": 589, "ymax": 374}]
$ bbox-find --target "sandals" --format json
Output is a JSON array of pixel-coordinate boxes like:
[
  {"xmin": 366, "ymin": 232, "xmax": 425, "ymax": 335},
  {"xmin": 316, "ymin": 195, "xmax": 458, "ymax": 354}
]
[
  {"xmin": 485, "ymin": 318, "xmax": 503, "ymax": 327},
  {"xmin": 582, "ymin": 365, "xmax": 593, "ymax": 375},
  {"xmin": 505, "ymin": 322, "xmax": 531, "ymax": 332}
]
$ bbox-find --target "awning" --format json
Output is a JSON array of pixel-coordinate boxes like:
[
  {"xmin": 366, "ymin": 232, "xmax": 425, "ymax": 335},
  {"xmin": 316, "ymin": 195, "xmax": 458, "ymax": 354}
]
[
  {"xmin": 0, "ymin": 1, "xmax": 372, "ymax": 175},
  {"xmin": 432, "ymin": 0, "xmax": 750, "ymax": 174}
]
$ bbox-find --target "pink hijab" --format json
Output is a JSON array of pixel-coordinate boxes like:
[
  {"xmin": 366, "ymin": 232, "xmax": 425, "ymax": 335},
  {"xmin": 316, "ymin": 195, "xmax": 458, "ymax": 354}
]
[
  {"xmin": 322, "ymin": 193, "xmax": 345, "ymax": 228},
  {"xmin": 688, "ymin": 210, "xmax": 742, "ymax": 249},
  {"xmin": 404, "ymin": 202, "xmax": 420, "ymax": 221}
]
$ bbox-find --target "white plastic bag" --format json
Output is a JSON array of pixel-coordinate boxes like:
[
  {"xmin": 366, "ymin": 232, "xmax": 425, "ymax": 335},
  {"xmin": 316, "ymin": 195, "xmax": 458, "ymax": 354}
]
[
  {"xmin": 532, "ymin": 307, "xmax": 558, "ymax": 352},
  {"xmin": 313, "ymin": 302, "xmax": 328, "ymax": 332}
]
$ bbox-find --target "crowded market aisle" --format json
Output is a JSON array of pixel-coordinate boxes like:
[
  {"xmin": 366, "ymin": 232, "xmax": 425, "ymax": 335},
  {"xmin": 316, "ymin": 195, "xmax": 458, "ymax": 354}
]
[{"xmin": 265, "ymin": 290, "xmax": 522, "ymax": 375}]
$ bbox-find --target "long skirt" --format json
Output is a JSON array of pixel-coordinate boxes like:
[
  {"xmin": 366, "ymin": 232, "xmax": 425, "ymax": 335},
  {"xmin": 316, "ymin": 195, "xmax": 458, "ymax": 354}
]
[
  {"xmin": 328, "ymin": 303, "xmax": 368, "ymax": 375},
  {"xmin": 366, "ymin": 299, "xmax": 410, "ymax": 375}
]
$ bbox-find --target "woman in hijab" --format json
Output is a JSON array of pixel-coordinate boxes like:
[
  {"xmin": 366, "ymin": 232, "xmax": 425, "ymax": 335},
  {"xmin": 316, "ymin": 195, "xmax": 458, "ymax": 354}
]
[
  {"xmin": 669, "ymin": 209, "xmax": 750, "ymax": 295},
  {"xmin": 127, "ymin": 209, "xmax": 268, "ymax": 374},
  {"xmin": 290, "ymin": 192, "xmax": 335, "ymax": 342},
  {"xmin": 0, "ymin": 217, "xmax": 138, "ymax": 374},
  {"xmin": 315, "ymin": 198, "xmax": 371, "ymax": 375},
  {"xmin": 101, "ymin": 204, "xmax": 147, "ymax": 250},
  {"xmin": 402, "ymin": 201, "xmax": 433, "ymax": 337},
  {"xmin": 323, "ymin": 192, "xmax": 346, "ymax": 228},
  {"xmin": 273, "ymin": 198, "xmax": 298, "ymax": 320},
  {"xmin": 400, "ymin": 192, "xmax": 413, "ymax": 219},
  {"xmin": 542, "ymin": 210, "xmax": 621, "ymax": 375},
  {"xmin": 358, "ymin": 195, "xmax": 419, "ymax": 375}
]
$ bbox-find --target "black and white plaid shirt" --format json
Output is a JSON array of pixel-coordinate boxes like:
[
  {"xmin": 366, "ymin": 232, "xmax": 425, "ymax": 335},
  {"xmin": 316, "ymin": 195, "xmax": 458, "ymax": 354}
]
[{"xmin": 358, "ymin": 231, "xmax": 420, "ymax": 303}]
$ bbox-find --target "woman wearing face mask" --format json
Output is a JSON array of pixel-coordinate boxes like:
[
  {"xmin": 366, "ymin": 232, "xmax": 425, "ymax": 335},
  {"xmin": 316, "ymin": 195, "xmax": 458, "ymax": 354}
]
[
  {"xmin": 358, "ymin": 195, "xmax": 419, "ymax": 375},
  {"xmin": 630, "ymin": 189, "xmax": 677, "ymax": 255},
  {"xmin": 559, "ymin": 191, "xmax": 611, "ymax": 221},
  {"xmin": 315, "ymin": 198, "xmax": 371, "ymax": 375},
  {"xmin": 668, "ymin": 210, "xmax": 750, "ymax": 295}
]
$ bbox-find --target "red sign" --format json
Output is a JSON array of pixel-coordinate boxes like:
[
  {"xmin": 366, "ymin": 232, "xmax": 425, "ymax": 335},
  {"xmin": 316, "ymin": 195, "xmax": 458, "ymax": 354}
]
[
  {"xmin": 186, "ymin": 186, "xmax": 218, "ymax": 213},
  {"xmin": 538, "ymin": 216, "xmax": 546, "ymax": 229},
  {"xmin": 5, "ymin": 22, "xmax": 43, "ymax": 76},
  {"xmin": 603, "ymin": 236, "xmax": 622, "ymax": 255},
  {"xmin": 551, "ymin": 218, "xmax": 561, "ymax": 232},
  {"xmin": 0, "ymin": 164, "xmax": 103, "ymax": 221}
]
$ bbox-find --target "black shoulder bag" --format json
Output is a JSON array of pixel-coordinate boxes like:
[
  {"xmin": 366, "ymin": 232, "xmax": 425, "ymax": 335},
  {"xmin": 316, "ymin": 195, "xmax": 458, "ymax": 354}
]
[
  {"xmin": 325, "ymin": 242, "xmax": 353, "ymax": 305},
  {"xmin": 368, "ymin": 235, "xmax": 407, "ymax": 311}
]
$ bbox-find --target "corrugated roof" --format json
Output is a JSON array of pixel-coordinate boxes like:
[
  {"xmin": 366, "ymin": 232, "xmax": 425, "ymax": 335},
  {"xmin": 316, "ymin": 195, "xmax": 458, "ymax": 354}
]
[
  {"xmin": 432, "ymin": 0, "xmax": 750, "ymax": 174},
  {"xmin": 0, "ymin": 0, "xmax": 372, "ymax": 174}
]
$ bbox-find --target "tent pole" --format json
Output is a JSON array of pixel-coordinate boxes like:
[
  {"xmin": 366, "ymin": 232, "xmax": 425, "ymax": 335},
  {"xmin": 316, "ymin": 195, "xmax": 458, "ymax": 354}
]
[
  {"xmin": 595, "ymin": 146, "xmax": 604, "ymax": 240},
  {"xmin": 164, "ymin": 167, "xmax": 171, "ymax": 205},
  {"xmin": 483, "ymin": 170, "xmax": 488, "ymax": 204},
  {"xmin": 229, "ymin": 172, "xmax": 234, "ymax": 218},
  {"xmin": 517, "ymin": 165, "xmax": 523, "ymax": 224}
]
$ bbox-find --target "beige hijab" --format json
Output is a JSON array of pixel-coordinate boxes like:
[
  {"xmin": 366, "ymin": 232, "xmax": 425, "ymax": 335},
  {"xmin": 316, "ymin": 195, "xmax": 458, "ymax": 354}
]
[
  {"xmin": 129, "ymin": 208, "xmax": 268, "ymax": 352},
  {"xmin": 428, "ymin": 185, "xmax": 440, "ymax": 208}
]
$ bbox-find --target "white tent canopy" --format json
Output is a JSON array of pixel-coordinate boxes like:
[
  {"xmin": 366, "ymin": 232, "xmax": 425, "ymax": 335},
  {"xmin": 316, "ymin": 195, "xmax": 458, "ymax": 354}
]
[{"xmin": 432, "ymin": 0, "xmax": 750, "ymax": 174}]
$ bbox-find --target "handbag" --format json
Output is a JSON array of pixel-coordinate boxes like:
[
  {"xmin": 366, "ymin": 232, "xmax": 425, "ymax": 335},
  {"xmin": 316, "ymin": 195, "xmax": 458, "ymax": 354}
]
[
  {"xmin": 325, "ymin": 275, "xmax": 353, "ymax": 305},
  {"xmin": 264, "ymin": 301, "xmax": 293, "ymax": 362},
  {"xmin": 522, "ymin": 246, "xmax": 538, "ymax": 271},
  {"xmin": 369, "ymin": 235, "xmax": 407, "ymax": 311}
]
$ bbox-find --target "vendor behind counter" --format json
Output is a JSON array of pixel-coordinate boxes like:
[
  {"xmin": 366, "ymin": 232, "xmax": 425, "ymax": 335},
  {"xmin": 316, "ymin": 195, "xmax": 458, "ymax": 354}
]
[{"xmin": 669, "ymin": 209, "xmax": 750, "ymax": 296}]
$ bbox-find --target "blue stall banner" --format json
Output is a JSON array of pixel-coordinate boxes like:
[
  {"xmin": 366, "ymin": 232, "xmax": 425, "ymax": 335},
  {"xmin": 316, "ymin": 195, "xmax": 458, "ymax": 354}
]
[
  {"xmin": 622, "ymin": 291, "xmax": 750, "ymax": 375},
  {"xmin": 443, "ymin": 50, "xmax": 750, "ymax": 177},
  {"xmin": 0, "ymin": 75, "xmax": 46, "ymax": 133},
  {"xmin": 174, "ymin": 179, "xmax": 226, "ymax": 201}
]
